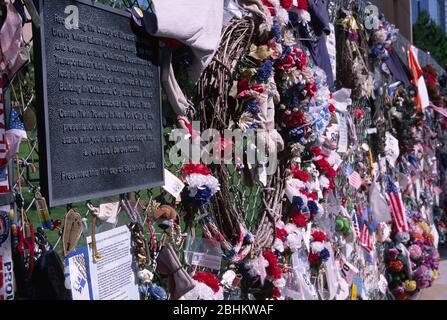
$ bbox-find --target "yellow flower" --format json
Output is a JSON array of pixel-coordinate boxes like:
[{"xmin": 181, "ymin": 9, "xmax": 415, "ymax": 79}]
[
  {"xmin": 403, "ymin": 280, "xmax": 417, "ymax": 293},
  {"xmin": 418, "ymin": 222, "xmax": 430, "ymax": 234},
  {"xmin": 249, "ymin": 44, "xmax": 271, "ymax": 61}
]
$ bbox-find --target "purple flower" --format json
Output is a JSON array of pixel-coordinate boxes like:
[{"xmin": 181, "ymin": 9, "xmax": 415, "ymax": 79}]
[
  {"xmin": 388, "ymin": 247, "xmax": 400, "ymax": 260},
  {"xmin": 348, "ymin": 32, "xmax": 359, "ymax": 42}
]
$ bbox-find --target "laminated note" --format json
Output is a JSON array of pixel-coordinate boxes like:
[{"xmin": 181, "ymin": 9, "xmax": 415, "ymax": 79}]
[{"xmin": 336, "ymin": 113, "xmax": 348, "ymax": 153}]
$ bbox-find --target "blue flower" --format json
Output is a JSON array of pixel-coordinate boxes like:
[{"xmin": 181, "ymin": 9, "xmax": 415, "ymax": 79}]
[
  {"xmin": 192, "ymin": 186, "xmax": 213, "ymax": 206},
  {"xmin": 254, "ymin": 60, "xmax": 274, "ymax": 83},
  {"xmin": 289, "ymin": 11, "xmax": 299, "ymax": 25},
  {"xmin": 272, "ymin": 23, "xmax": 282, "ymax": 42},
  {"xmin": 308, "ymin": 200, "xmax": 319, "ymax": 215},
  {"xmin": 293, "ymin": 196, "xmax": 304, "ymax": 209},
  {"xmin": 244, "ymin": 100, "xmax": 260, "ymax": 115},
  {"xmin": 319, "ymin": 248, "xmax": 330, "ymax": 262},
  {"xmin": 288, "ymin": 127, "xmax": 306, "ymax": 143},
  {"xmin": 282, "ymin": 45, "xmax": 292, "ymax": 57}
]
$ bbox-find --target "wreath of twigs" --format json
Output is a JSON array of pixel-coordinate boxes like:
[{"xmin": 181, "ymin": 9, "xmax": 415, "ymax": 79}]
[
  {"xmin": 195, "ymin": 17, "xmax": 256, "ymax": 245},
  {"xmin": 195, "ymin": 16, "xmax": 291, "ymax": 255}
]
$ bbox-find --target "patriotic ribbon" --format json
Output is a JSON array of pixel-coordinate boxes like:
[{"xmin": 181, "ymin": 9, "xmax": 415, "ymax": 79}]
[{"xmin": 0, "ymin": 79, "xmax": 10, "ymax": 194}]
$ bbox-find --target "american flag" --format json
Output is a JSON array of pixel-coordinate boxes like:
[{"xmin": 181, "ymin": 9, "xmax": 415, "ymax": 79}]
[
  {"xmin": 0, "ymin": 80, "xmax": 10, "ymax": 194},
  {"xmin": 359, "ymin": 224, "xmax": 373, "ymax": 253},
  {"xmin": 386, "ymin": 178, "xmax": 409, "ymax": 233},
  {"xmin": 348, "ymin": 171, "xmax": 362, "ymax": 189}
]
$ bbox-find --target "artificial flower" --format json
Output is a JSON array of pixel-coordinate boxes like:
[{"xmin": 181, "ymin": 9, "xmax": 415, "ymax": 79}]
[
  {"xmin": 291, "ymin": 213, "xmax": 307, "ymax": 228},
  {"xmin": 182, "ymin": 163, "xmax": 210, "ymax": 176},
  {"xmin": 389, "ymin": 260, "xmax": 404, "ymax": 273},
  {"xmin": 311, "ymin": 230, "xmax": 327, "ymax": 242}
]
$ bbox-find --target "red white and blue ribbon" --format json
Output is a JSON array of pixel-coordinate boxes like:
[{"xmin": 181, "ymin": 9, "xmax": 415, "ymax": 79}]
[{"xmin": 0, "ymin": 80, "xmax": 10, "ymax": 194}]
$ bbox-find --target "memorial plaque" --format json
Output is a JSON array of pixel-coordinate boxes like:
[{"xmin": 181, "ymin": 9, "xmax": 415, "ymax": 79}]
[{"xmin": 34, "ymin": 0, "xmax": 164, "ymax": 206}]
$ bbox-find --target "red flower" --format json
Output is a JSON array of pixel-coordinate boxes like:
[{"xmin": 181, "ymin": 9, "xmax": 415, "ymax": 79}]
[
  {"xmin": 354, "ymin": 107, "xmax": 364, "ymax": 119},
  {"xmin": 262, "ymin": 0, "xmax": 276, "ymax": 15},
  {"xmin": 275, "ymin": 54, "xmax": 295, "ymax": 70},
  {"xmin": 325, "ymin": 167, "xmax": 337, "ymax": 179},
  {"xmin": 308, "ymin": 252, "xmax": 321, "ymax": 266},
  {"xmin": 311, "ymin": 230, "xmax": 327, "ymax": 242},
  {"xmin": 315, "ymin": 159, "xmax": 331, "ymax": 171},
  {"xmin": 293, "ymin": 49, "xmax": 308, "ymax": 70},
  {"xmin": 306, "ymin": 82, "xmax": 317, "ymax": 98},
  {"xmin": 389, "ymin": 260, "xmax": 404, "ymax": 273},
  {"xmin": 328, "ymin": 103, "xmax": 336, "ymax": 113},
  {"xmin": 237, "ymin": 78, "xmax": 250, "ymax": 93},
  {"xmin": 329, "ymin": 180, "xmax": 335, "ymax": 189},
  {"xmin": 280, "ymin": 0, "xmax": 293, "ymax": 10},
  {"xmin": 181, "ymin": 163, "xmax": 210, "ymax": 176},
  {"xmin": 292, "ymin": 213, "xmax": 307, "ymax": 228},
  {"xmin": 271, "ymin": 287, "xmax": 282, "ymax": 299},
  {"xmin": 281, "ymin": 111, "xmax": 306, "ymax": 128},
  {"xmin": 296, "ymin": 0, "xmax": 308, "ymax": 11},
  {"xmin": 310, "ymin": 146, "xmax": 322, "ymax": 156},
  {"xmin": 290, "ymin": 165, "xmax": 310, "ymax": 182},
  {"xmin": 263, "ymin": 250, "xmax": 282, "ymax": 280},
  {"xmin": 276, "ymin": 228, "xmax": 288, "ymax": 240},
  {"xmin": 237, "ymin": 79, "xmax": 265, "ymax": 98},
  {"xmin": 192, "ymin": 272, "xmax": 221, "ymax": 293},
  {"xmin": 308, "ymin": 192, "xmax": 318, "ymax": 201}
]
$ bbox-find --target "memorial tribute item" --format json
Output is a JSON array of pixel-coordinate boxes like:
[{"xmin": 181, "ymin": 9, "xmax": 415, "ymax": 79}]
[{"xmin": 33, "ymin": 0, "xmax": 164, "ymax": 206}]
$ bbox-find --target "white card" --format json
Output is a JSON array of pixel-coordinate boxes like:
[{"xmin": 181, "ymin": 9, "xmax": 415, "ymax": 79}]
[
  {"xmin": 336, "ymin": 113, "xmax": 348, "ymax": 153},
  {"xmin": 163, "ymin": 169, "xmax": 185, "ymax": 201},
  {"xmin": 385, "ymin": 132, "xmax": 399, "ymax": 168}
]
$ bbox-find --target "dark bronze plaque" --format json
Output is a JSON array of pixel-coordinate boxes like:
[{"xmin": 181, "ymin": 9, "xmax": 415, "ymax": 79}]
[{"xmin": 34, "ymin": 0, "xmax": 164, "ymax": 206}]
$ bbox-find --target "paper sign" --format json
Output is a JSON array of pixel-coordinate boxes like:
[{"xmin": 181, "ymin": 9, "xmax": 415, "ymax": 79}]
[
  {"xmin": 339, "ymin": 256, "xmax": 359, "ymax": 285},
  {"xmin": 385, "ymin": 132, "xmax": 399, "ymax": 168},
  {"xmin": 336, "ymin": 113, "xmax": 348, "ymax": 153},
  {"xmin": 65, "ymin": 248, "xmax": 93, "ymax": 300},
  {"xmin": 163, "ymin": 169, "xmax": 185, "ymax": 200},
  {"xmin": 86, "ymin": 226, "xmax": 139, "ymax": 300},
  {"xmin": 0, "ymin": 207, "xmax": 14, "ymax": 300}
]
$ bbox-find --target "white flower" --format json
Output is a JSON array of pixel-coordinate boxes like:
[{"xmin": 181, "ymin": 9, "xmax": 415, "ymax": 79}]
[
  {"xmin": 186, "ymin": 173, "xmax": 220, "ymax": 197},
  {"xmin": 311, "ymin": 241, "xmax": 325, "ymax": 253},
  {"xmin": 286, "ymin": 232, "xmax": 302, "ymax": 252},
  {"xmin": 276, "ymin": 221, "xmax": 286, "ymax": 229},
  {"xmin": 137, "ymin": 269, "xmax": 153, "ymax": 284},
  {"xmin": 285, "ymin": 223, "xmax": 298, "ymax": 234},
  {"xmin": 319, "ymin": 175, "xmax": 330, "ymax": 189},
  {"xmin": 283, "ymin": 30, "xmax": 296, "ymax": 46},
  {"xmin": 179, "ymin": 281, "xmax": 223, "ymax": 300},
  {"xmin": 297, "ymin": 9, "xmax": 311, "ymax": 23},
  {"xmin": 273, "ymin": 238, "xmax": 285, "ymax": 253},
  {"xmin": 275, "ymin": 8, "xmax": 289, "ymax": 25},
  {"xmin": 273, "ymin": 278, "xmax": 286, "ymax": 288}
]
